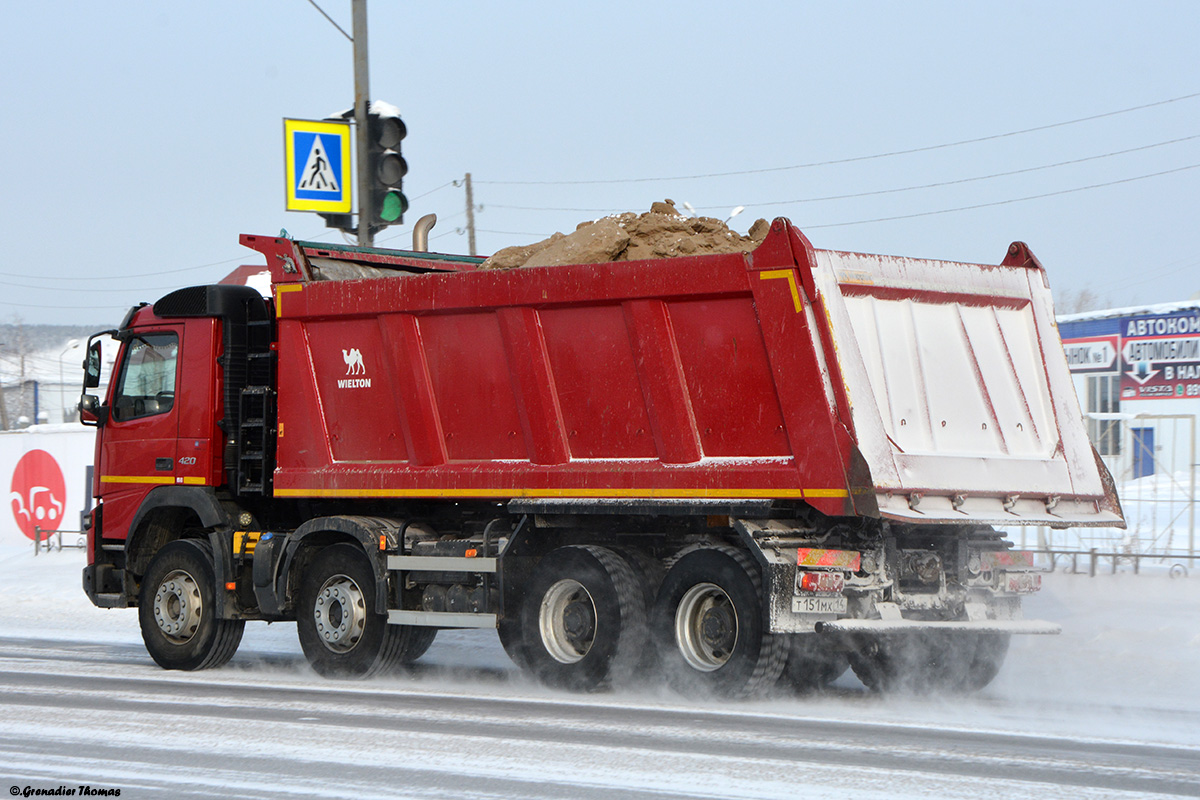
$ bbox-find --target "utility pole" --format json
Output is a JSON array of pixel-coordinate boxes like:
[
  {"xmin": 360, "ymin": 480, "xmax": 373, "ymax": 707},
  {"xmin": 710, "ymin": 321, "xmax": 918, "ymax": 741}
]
[
  {"xmin": 0, "ymin": 327, "xmax": 7, "ymax": 429},
  {"xmin": 352, "ymin": 0, "xmax": 373, "ymax": 247},
  {"xmin": 0, "ymin": 349, "xmax": 8, "ymax": 428},
  {"xmin": 464, "ymin": 172, "xmax": 477, "ymax": 256},
  {"xmin": 18, "ymin": 322, "xmax": 27, "ymax": 425}
]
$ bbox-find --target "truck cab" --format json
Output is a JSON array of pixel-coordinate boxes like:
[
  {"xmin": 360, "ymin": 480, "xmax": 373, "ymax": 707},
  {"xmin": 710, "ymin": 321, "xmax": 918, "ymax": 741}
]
[{"xmin": 81, "ymin": 286, "xmax": 271, "ymax": 612}]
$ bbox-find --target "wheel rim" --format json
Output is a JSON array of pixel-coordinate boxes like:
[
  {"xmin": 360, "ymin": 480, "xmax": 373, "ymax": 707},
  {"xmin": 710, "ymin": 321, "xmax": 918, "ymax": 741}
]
[
  {"xmin": 313, "ymin": 573, "xmax": 368, "ymax": 653},
  {"xmin": 153, "ymin": 569, "xmax": 203, "ymax": 643},
  {"xmin": 675, "ymin": 582, "xmax": 738, "ymax": 672},
  {"xmin": 538, "ymin": 578, "xmax": 597, "ymax": 664}
]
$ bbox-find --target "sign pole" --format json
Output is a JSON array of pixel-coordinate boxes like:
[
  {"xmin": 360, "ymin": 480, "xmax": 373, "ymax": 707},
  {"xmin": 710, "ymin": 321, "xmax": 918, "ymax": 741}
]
[{"xmin": 352, "ymin": 0, "xmax": 373, "ymax": 247}]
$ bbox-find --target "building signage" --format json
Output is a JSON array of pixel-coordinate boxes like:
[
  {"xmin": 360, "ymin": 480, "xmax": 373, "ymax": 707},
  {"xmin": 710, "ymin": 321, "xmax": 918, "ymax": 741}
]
[
  {"xmin": 1063, "ymin": 335, "xmax": 1118, "ymax": 373},
  {"xmin": 9, "ymin": 449, "xmax": 66, "ymax": 540},
  {"xmin": 1061, "ymin": 309, "xmax": 1200, "ymax": 400}
]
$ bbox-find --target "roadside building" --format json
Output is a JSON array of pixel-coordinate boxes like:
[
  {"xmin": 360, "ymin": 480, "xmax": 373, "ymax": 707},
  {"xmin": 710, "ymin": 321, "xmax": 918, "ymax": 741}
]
[{"xmin": 1058, "ymin": 301, "xmax": 1199, "ymax": 558}]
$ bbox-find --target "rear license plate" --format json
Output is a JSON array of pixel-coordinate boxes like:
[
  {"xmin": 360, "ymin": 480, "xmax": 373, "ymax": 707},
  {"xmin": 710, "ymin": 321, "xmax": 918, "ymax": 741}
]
[{"xmin": 791, "ymin": 595, "xmax": 848, "ymax": 615}]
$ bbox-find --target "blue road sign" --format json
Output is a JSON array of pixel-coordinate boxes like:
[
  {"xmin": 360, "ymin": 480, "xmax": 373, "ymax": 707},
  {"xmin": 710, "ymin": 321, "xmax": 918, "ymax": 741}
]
[{"xmin": 284, "ymin": 119, "xmax": 352, "ymax": 213}]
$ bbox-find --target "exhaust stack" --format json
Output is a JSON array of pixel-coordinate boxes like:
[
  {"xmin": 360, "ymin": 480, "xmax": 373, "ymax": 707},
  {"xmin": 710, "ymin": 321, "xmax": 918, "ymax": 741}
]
[{"xmin": 412, "ymin": 214, "xmax": 437, "ymax": 252}]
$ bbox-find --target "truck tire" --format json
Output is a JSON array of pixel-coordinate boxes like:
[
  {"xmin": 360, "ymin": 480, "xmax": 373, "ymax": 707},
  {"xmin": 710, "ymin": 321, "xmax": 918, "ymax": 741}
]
[
  {"xmin": 847, "ymin": 632, "xmax": 950, "ymax": 693},
  {"xmin": 847, "ymin": 634, "xmax": 911, "ymax": 692},
  {"xmin": 397, "ymin": 626, "xmax": 439, "ymax": 664},
  {"xmin": 651, "ymin": 545, "xmax": 785, "ymax": 698},
  {"xmin": 617, "ymin": 547, "xmax": 665, "ymax": 609},
  {"xmin": 955, "ymin": 633, "xmax": 1010, "ymax": 691},
  {"xmin": 297, "ymin": 543, "xmax": 428, "ymax": 678},
  {"xmin": 779, "ymin": 634, "xmax": 849, "ymax": 692},
  {"xmin": 519, "ymin": 545, "xmax": 647, "ymax": 691},
  {"xmin": 850, "ymin": 632, "xmax": 1010, "ymax": 693},
  {"xmin": 616, "ymin": 547, "xmax": 666, "ymax": 678},
  {"xmin": 139, "ymin": 539, "xmax": 245, "ymax": 671},
  {"xmin": 497, "ymin": 611, "xmax": 529, "ymax": 670}
]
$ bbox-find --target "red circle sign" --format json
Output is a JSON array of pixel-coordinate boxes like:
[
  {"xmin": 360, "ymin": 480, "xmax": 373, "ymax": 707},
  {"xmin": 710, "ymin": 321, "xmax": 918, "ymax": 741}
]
[{"xmin": 10, "ymin": 449, "xmax": 68, "ymax": 541}]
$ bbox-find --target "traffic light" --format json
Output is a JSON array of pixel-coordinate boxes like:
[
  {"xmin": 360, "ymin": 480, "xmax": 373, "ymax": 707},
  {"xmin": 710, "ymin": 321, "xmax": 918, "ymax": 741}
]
[{"xmin": 367, "ymin": 109, "xmax": 408, "ymax": 227}]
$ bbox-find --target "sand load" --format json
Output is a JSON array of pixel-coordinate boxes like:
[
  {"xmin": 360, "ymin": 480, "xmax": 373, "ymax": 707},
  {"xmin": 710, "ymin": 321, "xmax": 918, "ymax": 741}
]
[{"xmin": 480, "ymin": 200, "xmax": 770, "ymax": 270}]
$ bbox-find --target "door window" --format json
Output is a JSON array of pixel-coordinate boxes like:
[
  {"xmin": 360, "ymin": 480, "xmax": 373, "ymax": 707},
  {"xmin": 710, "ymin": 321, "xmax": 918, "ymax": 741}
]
[{"xmin": 111, "ymin": 333, "xmax": 178, "ymax": 421}]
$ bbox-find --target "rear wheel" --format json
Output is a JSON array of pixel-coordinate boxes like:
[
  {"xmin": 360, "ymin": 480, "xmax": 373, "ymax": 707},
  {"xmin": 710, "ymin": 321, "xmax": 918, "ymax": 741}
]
[
  {"xmin": 519, "ymin": 545, "xmax": 647, "ymax": 691},
  {"xmin": 139, "ymin": 539, "xmax": 244, "ymax": 671},
  {"xmin": 652, "ymin": 546, "xmax": 785, "ymax": 698},
  {"xmin": 779, "ymin": 634, "xmax": 849, "ymax": 692},
  {"xmin": 848, "ymin": 632, "xmax": 1008, "ymax": 693},
  {"xmin": 955, "ymin": 634, "xmax": 1010, "ymax": 691},
  {"xmin": 849, "ymin": 632, "xmax": 956, "ymax": 693},
  {"xmin": 848, "ymin": 634, "xmax": 905, "ymax": 692},
  {"xmin": 298, "ymin": 543, "xmax": 431, "ymax": 678}
]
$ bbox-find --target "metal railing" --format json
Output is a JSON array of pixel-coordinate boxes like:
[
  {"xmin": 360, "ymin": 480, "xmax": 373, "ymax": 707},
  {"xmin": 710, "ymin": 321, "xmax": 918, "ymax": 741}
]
[
  {"xmin": 1034, "ymin": 547, "xmax": 1195, "ymax": 578},
  {"xmin": 32, "ymin": 526, "xmax": 85, "ymax": 555},
  {"xmin": 1082, "ymin": 411, "xmax": 1196, "ymax": 559}
]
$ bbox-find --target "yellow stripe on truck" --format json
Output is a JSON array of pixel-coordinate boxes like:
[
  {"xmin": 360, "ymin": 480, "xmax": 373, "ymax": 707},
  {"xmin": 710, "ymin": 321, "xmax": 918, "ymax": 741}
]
[
  {"xmin": 101, "ymin": 475, "xmax": 207, "ymax": 486},
  {"xmin": 101, "ymin": 475, "xmax": 175, "ymax": 485},
  {"xmin": 273, "ymin": 486, "xmax": 847, "ymax": 499}
]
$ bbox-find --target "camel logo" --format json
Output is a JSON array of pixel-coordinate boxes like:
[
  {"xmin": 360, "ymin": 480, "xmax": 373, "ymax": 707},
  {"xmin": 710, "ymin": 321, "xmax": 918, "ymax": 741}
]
[
  {"xmin": 10, "ymin": 449, "xmax": 67, "ymax": 541},
  {"xmin": 343, "ymin": 348, "xmax": 366, "ymax": 375},
  {"xmin": 338, "ymin": 348, "xmax": 371, "ymax": 388}
]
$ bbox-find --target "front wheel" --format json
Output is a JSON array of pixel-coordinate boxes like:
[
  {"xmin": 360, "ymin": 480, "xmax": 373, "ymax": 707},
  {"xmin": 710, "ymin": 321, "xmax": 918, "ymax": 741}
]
[
  {"xmin": 139, "ymin": 539, "xmax": 244, "ymax": 671},
  {"xmin": 297, "ymin": 543, "xmax": 432, "ymax": 678},
  {"xmin": 652, "ymin": 546, "xmax": 785, "ymax": 698}
]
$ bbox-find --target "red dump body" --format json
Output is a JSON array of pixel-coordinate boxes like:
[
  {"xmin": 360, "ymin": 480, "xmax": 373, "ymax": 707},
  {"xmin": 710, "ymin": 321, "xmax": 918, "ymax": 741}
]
[{"xmin": 244, "ymin": 219, "xmax": 1120, "ymax": 527}]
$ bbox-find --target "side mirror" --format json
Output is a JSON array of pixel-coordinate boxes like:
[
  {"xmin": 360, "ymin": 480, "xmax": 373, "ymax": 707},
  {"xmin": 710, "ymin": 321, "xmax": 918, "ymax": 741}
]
[
  {"xmin": 79, "ymin": 394, "xmax": 106, "ymax": 427},
  {"xmin": 84, "ymin": 341, "xmax": 103, "ymax": 389}
]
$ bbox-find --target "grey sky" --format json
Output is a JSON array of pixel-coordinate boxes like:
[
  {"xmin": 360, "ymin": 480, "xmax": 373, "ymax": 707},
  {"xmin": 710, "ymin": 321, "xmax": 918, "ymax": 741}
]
[{"xmin": 2, "ymin": 1, "xmax": 1197, "ymax": 325}]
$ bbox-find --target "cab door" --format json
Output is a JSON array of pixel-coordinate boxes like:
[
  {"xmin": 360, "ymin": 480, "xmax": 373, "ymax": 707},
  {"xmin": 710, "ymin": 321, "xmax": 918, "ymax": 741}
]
[{"xmin": 97, "ymin": 328, "xmax": 183, "ymax": 541}]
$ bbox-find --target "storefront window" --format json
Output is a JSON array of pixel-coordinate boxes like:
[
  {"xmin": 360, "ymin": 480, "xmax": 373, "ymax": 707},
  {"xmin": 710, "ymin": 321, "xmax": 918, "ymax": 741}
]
[{"xmin": 1086, "ymin": 374, "xmax": 1120, "ymax": 455}]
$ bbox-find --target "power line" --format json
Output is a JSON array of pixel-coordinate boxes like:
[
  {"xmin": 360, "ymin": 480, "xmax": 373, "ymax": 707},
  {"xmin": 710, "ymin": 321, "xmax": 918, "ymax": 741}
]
[
  {"xmin": 478, "ymin": 132, "xmax": 1200, "ymax": 215},
  {"xmin": 1090, "ymin": 254, "xmax": 1200, "ymax": 294},
  {"xmin": 734, "ymin": 133, "xmax": 1200, "ymax": 210},
  {"xmin": 476, "ymin": 229, "xmax": 551, "ymax": 238},
  {"xmin": 0, "ymin": 181, "xmax": 491, "ymax": 288},
  {"xmin": 0, "ymin": 298, "xmax": 130, "ymax": 312},
  {"xmin": 803, "ymin": 162, "xmax": 1200, "ymax": 229},
  {"xmin": 478, "ymin": 91, "xmax": 1200, "ymax": 186},
  {"xmin": 0, "ymin": 278, "xmax": 197, "ymax": 294},
  {"xmin": 0, "ymin": 255, "xmax": 249, "ymax": 283},
  {"xmin": 304, "ymin": 0, "xmax": 352, "ymax": 42},
  {"xmin": 410, "ymin": 180, "xmax": 457, "ymax": 202},
  {"xmin": 370, "ymin": 207, "xmax": 469, "ymax": 247}
]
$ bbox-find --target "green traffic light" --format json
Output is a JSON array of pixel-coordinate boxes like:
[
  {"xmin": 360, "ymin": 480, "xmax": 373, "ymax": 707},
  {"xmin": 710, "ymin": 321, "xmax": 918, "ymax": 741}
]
[{"xmin": 380, "ymin": 191, "xmax": 408, "ymax": 223}]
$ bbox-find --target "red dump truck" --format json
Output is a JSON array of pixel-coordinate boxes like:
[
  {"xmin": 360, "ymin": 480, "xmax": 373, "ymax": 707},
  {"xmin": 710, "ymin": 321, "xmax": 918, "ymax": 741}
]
[{"xmin": 79, "ymin": 219, "xmax": 1122, "ymax": 696}]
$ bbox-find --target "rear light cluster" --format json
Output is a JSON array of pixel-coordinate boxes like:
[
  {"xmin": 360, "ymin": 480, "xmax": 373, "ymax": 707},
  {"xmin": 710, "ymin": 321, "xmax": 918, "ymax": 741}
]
[
  {"xmin": 796, "ymin": 547, "xmax": 861, "ymax": 571},
  {"xmin": 797, "ymin": 570, "xmax": 845, "ymax": 594},
  {"xmin": 794, "ymin": 548, "xmax": 858, "ymax": 595},
  {"xmin": 970, "ymin": 549, "xmax": 1044, "ymax": 593},
  {"xmin": 1006, "ymin": 572, "xmax": 1042, "ymax": 593},
  {"xmin": 983, "ymin": 550, "xmax": 1036, "ymax": 570}
]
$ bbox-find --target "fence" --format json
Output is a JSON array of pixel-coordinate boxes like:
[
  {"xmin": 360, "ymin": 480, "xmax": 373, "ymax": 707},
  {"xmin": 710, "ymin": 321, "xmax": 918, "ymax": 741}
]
[
  {"xmin": 32, "ymin": 526, "xmax": 85, "ymax": 555},
  {"xmin": 1073, "ymin": 412, "xmax": 1197, "ymax": 560},
  {"xmin": 1035, "ymin": 548, "xmax": 1195, "ymax": 578}
]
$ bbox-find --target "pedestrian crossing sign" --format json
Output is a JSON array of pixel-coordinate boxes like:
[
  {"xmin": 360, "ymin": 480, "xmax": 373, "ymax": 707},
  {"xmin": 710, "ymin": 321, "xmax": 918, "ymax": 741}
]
[{"xmin": 284, "ymin": 118, "xmax": 352, "ymax": 213}]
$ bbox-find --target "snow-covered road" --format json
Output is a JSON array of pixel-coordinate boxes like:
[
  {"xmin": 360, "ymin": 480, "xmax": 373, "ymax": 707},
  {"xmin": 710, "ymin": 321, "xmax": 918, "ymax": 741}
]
[{"xmin": 1, "ymin": 546, "xmax": 1198, "ymax": 798}]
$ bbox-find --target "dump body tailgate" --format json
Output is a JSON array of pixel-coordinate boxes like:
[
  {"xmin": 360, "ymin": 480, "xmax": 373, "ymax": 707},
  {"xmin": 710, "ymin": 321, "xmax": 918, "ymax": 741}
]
[{"xmin": 807, "ymin": 240, "xmax": 1122, "ymax": 526}]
